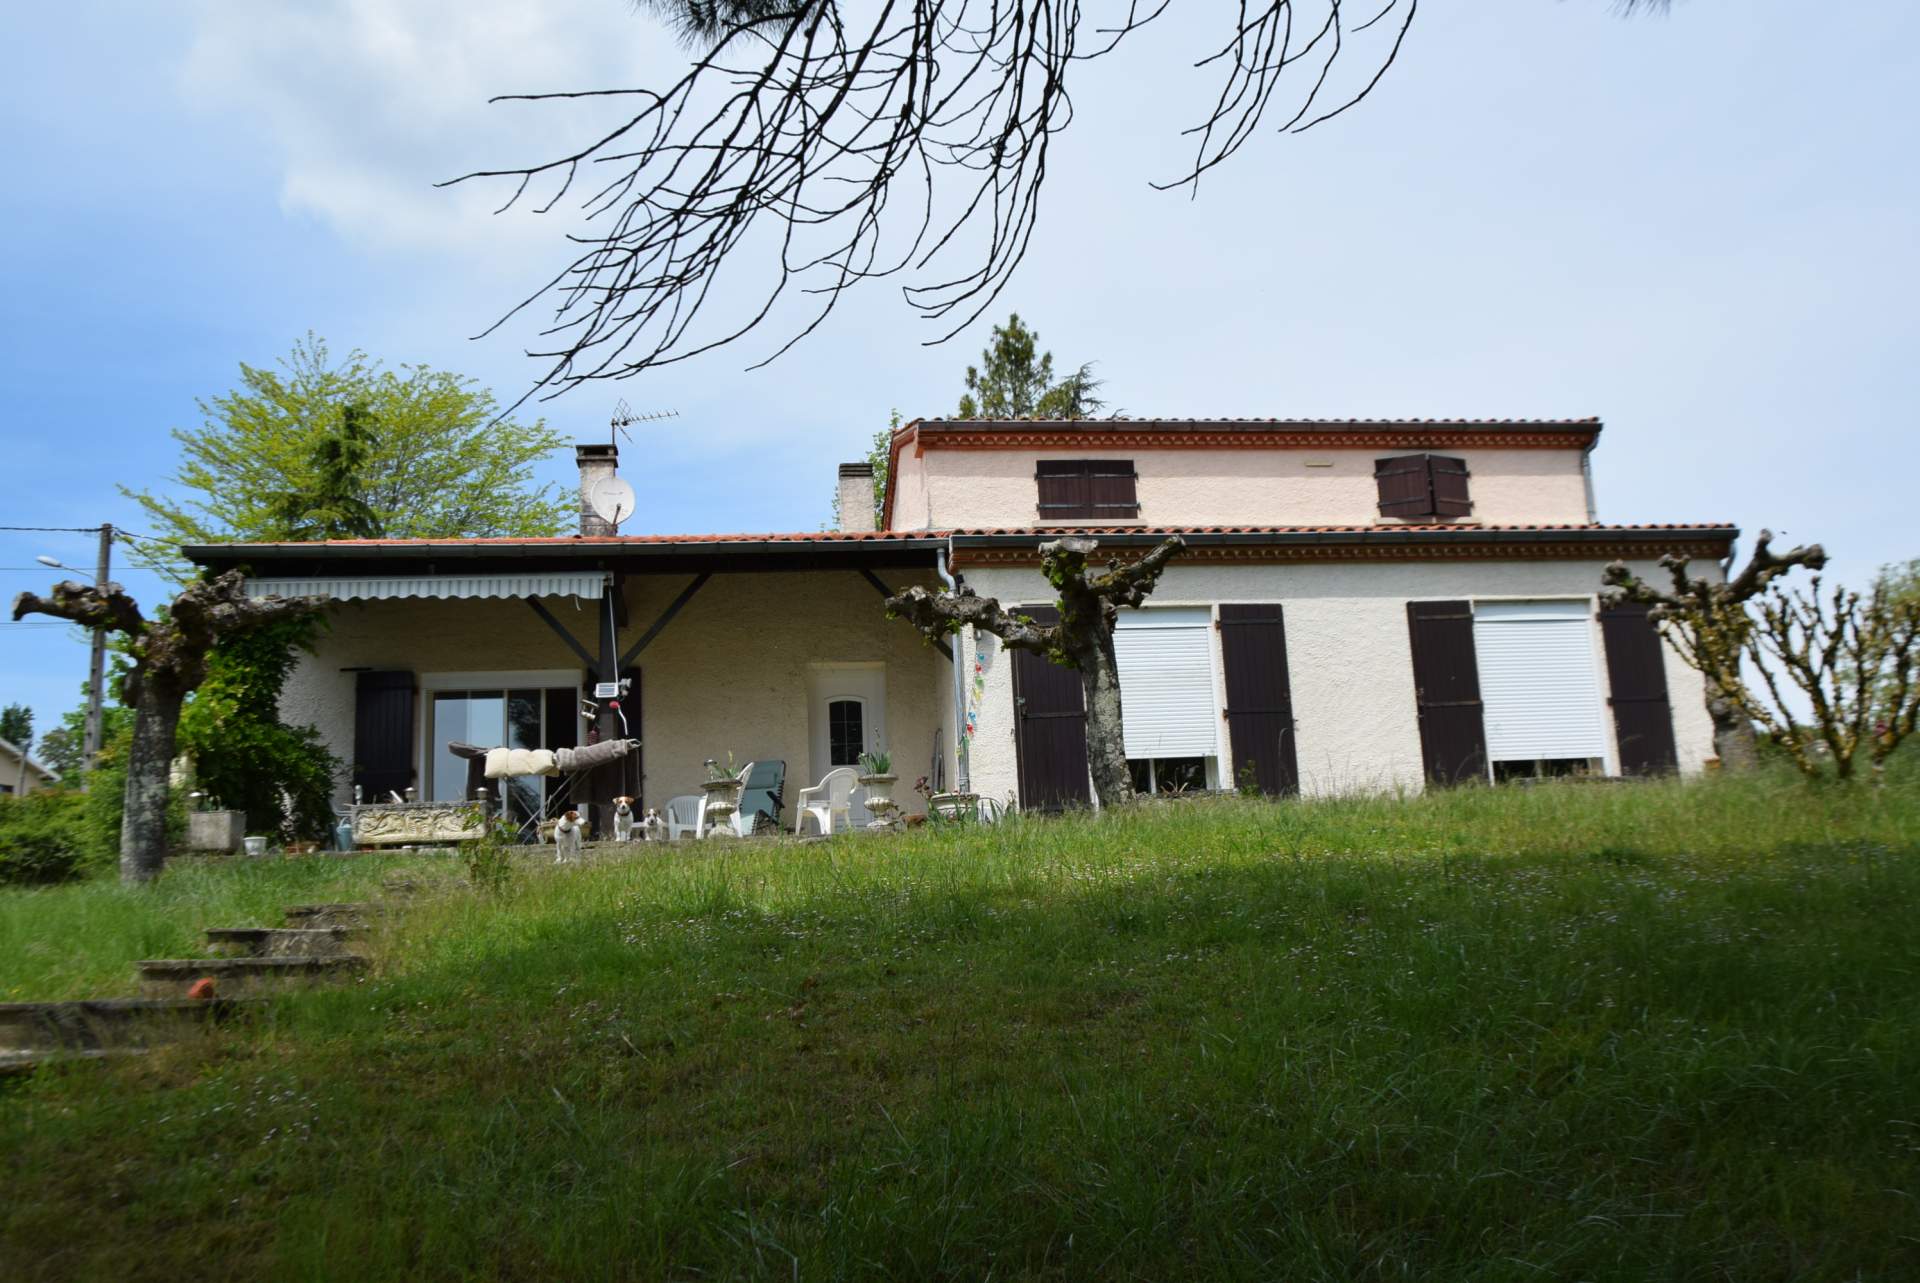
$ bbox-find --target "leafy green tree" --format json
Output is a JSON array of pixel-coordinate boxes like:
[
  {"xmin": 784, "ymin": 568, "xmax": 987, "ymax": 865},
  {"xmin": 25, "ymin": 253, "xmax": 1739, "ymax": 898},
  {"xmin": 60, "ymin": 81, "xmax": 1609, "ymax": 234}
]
[
  {"xmin": 0, "ymin": 704, "xmax": 30, "ymax": 748},
  {"xmin": 177, "ymin": 613, "xmax": 340, "ymax": 842},
  {"xmin": 956, "ymin": 315, "xmax": 1105, "ymax": 420},
  {"xmin": 271, "ymin": 400, "xmax": 382, "ymax": 540},
  {"xmin": 124, "ymin": 334, "xmax": 571, "ymax": 576}
]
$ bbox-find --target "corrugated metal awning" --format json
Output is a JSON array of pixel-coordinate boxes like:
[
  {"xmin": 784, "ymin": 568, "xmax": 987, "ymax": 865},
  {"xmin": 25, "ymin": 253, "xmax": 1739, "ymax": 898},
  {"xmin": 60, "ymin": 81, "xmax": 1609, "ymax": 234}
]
[{"xmin": 244, "ymin": 571, "xmax": 608, "ymax": 602}]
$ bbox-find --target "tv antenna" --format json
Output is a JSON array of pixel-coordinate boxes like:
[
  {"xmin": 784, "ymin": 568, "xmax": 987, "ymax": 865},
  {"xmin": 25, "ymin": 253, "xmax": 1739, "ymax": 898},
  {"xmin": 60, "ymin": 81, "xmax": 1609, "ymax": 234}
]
[{"xmin": 610, "ymin": 399, "xmax": 678, "ymax": 448}]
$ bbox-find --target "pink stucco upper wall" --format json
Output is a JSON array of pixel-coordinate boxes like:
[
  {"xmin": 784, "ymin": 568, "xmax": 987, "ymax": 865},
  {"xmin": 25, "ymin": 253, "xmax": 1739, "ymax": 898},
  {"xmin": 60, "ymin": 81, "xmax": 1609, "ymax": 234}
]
[{"xmin": 886, "ymin": 445, "xmax": 1593, "ymax": 530}]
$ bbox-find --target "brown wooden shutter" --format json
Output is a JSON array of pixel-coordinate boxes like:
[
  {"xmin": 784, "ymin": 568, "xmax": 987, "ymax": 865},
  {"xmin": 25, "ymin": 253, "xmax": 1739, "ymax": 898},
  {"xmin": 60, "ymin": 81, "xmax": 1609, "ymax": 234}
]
[
  {"xmin": 1088, "ymin": 460, "xmax": 1140, "ymax": 519},
  {"xmin": 1012, "ymin": 606, "xmax": 1091, "ymax": 810},
  {"xmin": 1429, "ymin": 455, "xmax": 1473, "ymax": 517},
  {"xmin": 1037, "ymin": 460, "xmax": 1137, "ymax": 520},
  {"xmin": 1598, "ymin": 604, "xmax": 1678, "ymax": 774},
  {"xmin": 1376, "ymin": 455, "xmax": 1435, "ymax": 518},
  {"xmin": 1036, "ymin": 460, "xmax": 1092, "ymax": 520},
  {"xmin": 353, "ymin": 670, "xmax": 416, "ymax": 801},
  {"xmin": 1219, "ymin": 604, "xmax": 1299, "ymax": 796},
  {"xmin": 1406, "ymin": 601, "xmax": 1488, "ymax": 785}
]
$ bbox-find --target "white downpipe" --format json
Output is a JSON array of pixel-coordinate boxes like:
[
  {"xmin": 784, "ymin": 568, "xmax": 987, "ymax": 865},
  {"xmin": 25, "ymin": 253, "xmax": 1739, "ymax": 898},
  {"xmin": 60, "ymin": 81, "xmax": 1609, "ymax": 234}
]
[{"xmin": 938, "ymin": 540, "xmax": 971, "ymax": 793}]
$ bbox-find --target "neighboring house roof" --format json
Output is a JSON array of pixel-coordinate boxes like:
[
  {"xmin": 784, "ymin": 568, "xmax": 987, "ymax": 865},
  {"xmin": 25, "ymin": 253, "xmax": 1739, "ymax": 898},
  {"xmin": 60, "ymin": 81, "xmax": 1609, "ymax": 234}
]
[
  {"xmin": 879, "ymin": 417, "xmax": 1606, "ymax": 531},
  {"xmin": 184, "ymin": 523, "xmax": 1737, "ymax": 581},
  {"xmin": 0, "ymin": 737, "xmax": 59, "ymax": 785}
]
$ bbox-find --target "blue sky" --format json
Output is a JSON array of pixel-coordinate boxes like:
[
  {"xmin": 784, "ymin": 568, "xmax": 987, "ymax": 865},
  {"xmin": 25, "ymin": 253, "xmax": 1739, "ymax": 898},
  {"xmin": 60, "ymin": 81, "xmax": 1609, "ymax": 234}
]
[{"xmin": 1, "ymin": 1, "xmax": 1915, "ymax": 749}]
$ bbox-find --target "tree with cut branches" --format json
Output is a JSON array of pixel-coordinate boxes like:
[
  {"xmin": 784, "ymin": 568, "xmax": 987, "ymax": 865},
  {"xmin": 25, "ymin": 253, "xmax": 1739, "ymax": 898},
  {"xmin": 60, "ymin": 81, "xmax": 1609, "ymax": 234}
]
[
  {"xmin": 12, "ymin": 573, "xmax": 320, "ymax": 882},
  {"xmin": 887, "ymin": 535, "xmax": 1185, "ymax": 808},
  {"xmin": 1734, "ymin": 571, "xmax": 1920, "ymax": 780},
  {"xmin": 1601, "ymin": 530, "xmax": 1827, "ymax": 773}
]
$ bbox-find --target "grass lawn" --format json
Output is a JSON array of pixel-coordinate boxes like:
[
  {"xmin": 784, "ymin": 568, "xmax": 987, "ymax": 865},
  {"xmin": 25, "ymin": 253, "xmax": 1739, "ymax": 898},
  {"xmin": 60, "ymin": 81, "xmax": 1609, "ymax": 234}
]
[{"xmin": 3, "ymin": 774, "xmax": 1918, "ymax": 1280}]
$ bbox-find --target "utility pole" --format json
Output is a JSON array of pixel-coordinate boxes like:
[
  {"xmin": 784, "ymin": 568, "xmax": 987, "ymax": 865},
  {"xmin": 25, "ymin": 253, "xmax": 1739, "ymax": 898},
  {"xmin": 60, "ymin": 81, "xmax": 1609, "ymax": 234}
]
[{"xmin": 82, "ymin": 523, "xmax": 110, "ymax": 772}]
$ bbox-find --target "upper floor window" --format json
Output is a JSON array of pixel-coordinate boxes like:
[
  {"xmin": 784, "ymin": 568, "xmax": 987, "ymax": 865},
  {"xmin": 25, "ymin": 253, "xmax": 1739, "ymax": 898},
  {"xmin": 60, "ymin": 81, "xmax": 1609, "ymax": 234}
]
[
  {"xmin": 1036, "ymin": 459, "xmax": 1139, "ymax": 522},
  {"xmin": 1375, "ymin": 454, "xmax": 1472, "ymax": 520}
]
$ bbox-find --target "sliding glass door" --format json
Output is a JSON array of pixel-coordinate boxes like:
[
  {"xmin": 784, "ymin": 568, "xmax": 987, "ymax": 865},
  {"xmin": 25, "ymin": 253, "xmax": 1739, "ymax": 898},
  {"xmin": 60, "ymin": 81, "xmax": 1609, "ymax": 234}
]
[{"xmin": 430, "ymin": 687, "xmax": 564, "ymax": 823}]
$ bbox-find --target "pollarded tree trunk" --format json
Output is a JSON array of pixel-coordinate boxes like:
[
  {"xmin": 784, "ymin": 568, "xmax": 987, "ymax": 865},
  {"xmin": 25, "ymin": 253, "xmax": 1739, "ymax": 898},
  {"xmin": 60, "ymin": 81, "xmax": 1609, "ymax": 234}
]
[
  {"xmin": 1706, "ymin": 687, "xmax": 1761, "ymax": 773},
  {"xmin": 886, "ymin": 535, "xmax": 1184, "ymax": 811},
  {"xmin": 1074, "ymin": 626, "xmax": 1131, "ymax": 807},
  {"xmin": 13, "ymin": 570, "xmax": 319, "ymax": 883},
  {"xmin": 122, "ymin": 675, "xmax": 185, "ymax": 883}
]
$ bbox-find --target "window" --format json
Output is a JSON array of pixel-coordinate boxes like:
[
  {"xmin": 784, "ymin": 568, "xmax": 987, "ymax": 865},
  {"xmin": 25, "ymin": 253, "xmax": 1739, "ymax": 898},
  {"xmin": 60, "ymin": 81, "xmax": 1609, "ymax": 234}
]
[
  {"xmin": 1375, "ymin": 454, "xmax": 1472, "ymax": 520},
  {"xmin": 1472, "ymin": 601, "xmax": 1610, "ymax": 769},
  {"xmin": 1493, "ymin": 758, "xmax": 1598, "ymax": 783},
  {"xmin": 1113, "ymin": 608, "xmax": 1216, "ymax": 759},
  {"xmin": 827, "ymin": 698, "xmax": 866, "ymax": 767},
  {"xmin": 430, "ymin": 686, "xmax": 575, "ymax": 822},
  {"xmin": 1129, "ymin": 757, "xmax": 1207, "ymax": 794},
  {"xmin": 1036, "ymin": 459, "xmax": 1139, "ymax": 521}
]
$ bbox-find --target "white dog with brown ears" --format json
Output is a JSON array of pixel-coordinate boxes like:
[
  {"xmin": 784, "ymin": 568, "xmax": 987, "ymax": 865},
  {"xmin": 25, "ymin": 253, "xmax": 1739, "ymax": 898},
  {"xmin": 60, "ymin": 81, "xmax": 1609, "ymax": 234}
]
[
  {"xmin": 611, "ymin": 796, "xmax": 637, "ymax": 843},
  {"xmin": 640, "ymin": 808, "xmax": 666, "ymax": 843},
  {"xmin": 552, "ymin": 809, "xmax": 585, "ymax": 863}
]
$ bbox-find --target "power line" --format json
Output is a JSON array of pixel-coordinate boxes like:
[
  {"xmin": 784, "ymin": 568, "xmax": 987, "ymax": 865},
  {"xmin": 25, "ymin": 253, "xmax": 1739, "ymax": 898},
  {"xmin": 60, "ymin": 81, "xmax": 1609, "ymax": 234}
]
[{"xmin": 0, "ymin": 524, "xmax": 105, "ymax": 533}]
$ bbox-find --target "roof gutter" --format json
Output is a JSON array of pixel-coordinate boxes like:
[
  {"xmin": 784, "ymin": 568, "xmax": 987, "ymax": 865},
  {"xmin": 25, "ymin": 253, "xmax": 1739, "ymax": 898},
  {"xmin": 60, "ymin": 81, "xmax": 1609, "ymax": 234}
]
[
  {"xmin": 946, "ymin": 527, "xmax": 1738, "ymax": 551},
  {"xmin": 182, "ymin": 536, "xmax": 951, "ymax": 567}
]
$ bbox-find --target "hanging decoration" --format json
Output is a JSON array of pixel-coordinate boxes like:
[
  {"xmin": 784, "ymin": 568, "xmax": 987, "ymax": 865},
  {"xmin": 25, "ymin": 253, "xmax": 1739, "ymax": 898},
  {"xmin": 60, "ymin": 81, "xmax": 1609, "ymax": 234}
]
[{"xmin": 964, "ymin": 638, "xmax": 989, "ymax": 738}]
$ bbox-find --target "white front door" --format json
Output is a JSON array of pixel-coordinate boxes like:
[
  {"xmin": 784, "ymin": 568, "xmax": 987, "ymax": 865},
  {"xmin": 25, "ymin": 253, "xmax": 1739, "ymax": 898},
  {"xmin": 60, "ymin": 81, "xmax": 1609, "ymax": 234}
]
[{"xmin": 808, "ymin": 665, "xmax": 887, "ymax": 826}]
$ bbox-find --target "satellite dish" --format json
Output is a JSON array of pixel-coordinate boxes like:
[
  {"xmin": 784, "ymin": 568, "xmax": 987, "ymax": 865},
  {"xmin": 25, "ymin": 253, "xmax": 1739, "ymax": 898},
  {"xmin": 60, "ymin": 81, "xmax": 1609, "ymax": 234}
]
[{"xmin": 588, "ymin": 475, "xmax": 636, "ymax": 528}]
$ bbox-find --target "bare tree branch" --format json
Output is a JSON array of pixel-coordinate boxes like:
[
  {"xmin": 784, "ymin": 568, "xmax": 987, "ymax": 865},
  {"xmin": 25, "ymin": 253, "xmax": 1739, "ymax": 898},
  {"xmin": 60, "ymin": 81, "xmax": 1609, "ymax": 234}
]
[{"xmin": 447, "ymin": 2, "xmax": 1419, "ymax": 407}]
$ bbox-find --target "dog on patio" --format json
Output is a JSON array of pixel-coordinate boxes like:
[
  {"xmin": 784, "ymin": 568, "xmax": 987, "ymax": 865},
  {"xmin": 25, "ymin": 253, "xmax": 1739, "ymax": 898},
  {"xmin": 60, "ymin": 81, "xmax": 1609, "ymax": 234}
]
[
  {"xmin": 611, "ymin": 796, "xmax": 636, "ymax": 843},
  {"xmin": 552, "ymin": 809, "xmax": 585, "ymax": 863},
  {"xmin": 640, "ymin": 808, "xmax": 666, "ymax": 843}
]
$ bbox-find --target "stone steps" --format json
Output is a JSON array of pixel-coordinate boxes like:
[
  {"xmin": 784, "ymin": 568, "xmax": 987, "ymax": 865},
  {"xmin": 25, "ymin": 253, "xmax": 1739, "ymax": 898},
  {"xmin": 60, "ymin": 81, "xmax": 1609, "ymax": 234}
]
[
  {"xmin": 205, "ymin": 926, "xmax": 364, "ymax": 957},
  {"xmin": 0, "ymin": 997, "xmax": 259, "ymax": 1051},
  {"xmin": 7, "ymin": 898, "xmax": 394, "ymax": 1074},
  {"xmin": 282, "ymin": 902, "xmax": 381, "ymax": 928},
  {"xmin": 137, "ymin": 955, "xmax": 367, "ymax": 996},
  {"xmin": 0, "ymin": 1047, "xmax": 149, "ymax": 1077}
]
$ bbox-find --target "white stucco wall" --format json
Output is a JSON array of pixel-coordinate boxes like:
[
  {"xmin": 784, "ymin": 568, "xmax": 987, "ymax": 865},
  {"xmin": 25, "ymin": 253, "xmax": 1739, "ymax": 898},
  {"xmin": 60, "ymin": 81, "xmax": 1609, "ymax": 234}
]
[
  {"xmin": 282, "ymin": 568, "xmax": 948, "ymax": 824},
  {"xmin": 887, "ymin": 446, "xmax": 1591, "ymax": 530},
  {"xmin": 955, "ymin": 556, "xmax": 1718, "ymax": 806}
]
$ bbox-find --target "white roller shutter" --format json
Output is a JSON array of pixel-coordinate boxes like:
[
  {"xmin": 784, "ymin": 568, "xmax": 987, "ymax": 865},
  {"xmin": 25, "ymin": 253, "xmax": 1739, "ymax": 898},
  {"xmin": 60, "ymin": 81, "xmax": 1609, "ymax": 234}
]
[
  {"xmin": 1114, "ymin": 608, "xmax": 1217, "ymax": 758},
  {"xmin": 1473, "ymin": 600, "xmax": 1609, "ymax": 762}
]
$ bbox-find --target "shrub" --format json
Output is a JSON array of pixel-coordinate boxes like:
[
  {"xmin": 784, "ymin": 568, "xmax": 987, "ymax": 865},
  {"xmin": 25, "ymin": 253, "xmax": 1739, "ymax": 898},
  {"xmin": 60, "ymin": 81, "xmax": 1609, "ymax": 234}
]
[
  {"xmin": 177, "ymin": 614, "xmax": 341, "ymax": 842},
  {"xmin": 0, "ymin": 789, "xmax": 90, "ymax": 885}
]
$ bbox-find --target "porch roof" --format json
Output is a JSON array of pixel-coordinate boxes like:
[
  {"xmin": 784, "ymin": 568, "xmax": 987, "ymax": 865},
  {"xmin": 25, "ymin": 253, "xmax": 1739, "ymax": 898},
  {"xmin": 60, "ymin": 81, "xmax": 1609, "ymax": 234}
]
[
  {"xmin": 184, "ymin": 522, "xmax": 1737, "ymax": 581},
  {"xmin": 184, "ymin": 531, "xmax": 951, "ymax": 579}
]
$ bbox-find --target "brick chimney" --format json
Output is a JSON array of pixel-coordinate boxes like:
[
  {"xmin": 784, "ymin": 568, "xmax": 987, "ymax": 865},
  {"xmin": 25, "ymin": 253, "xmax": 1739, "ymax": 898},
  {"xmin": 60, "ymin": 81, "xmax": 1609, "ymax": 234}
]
[
  {"xmin": 576, "ymin": 443, "xmax": 618, "ymax": 537},
  {"xmin": 837, "ymin": 462, "xmax": 877, "ymax": 533}
]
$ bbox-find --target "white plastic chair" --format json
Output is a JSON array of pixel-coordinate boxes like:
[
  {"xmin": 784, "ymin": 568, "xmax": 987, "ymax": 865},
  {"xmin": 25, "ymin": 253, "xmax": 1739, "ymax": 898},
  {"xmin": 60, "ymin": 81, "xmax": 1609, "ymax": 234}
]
[
  {"xmin": 795, "ymin": 766, "xmax": 859, "ymax": 836},
  {"xmin": 664, "ymin": 794, "xmax": 705, "ymax": 840}
]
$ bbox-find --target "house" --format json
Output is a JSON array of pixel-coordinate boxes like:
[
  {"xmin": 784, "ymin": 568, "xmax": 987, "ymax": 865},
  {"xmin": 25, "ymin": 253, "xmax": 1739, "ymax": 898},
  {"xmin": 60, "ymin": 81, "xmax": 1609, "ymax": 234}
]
[
  {"xmin": 0, "ymin": 738, "xmax": 61, "ymax": 796},
  {"xmin": 183, "ymin": 417, "xmax": 1732, "ymax": 833}
]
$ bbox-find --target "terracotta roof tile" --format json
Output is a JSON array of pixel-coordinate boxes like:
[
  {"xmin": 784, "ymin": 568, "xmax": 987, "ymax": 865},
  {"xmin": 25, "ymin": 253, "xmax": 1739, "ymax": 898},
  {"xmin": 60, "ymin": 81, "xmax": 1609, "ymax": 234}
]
[
  {"xmin": 195, "ymin": 522, "xmax": 1734, "ymax": 553},
  {"xmin": 911, "ymin": 416, "xmax": 1603, "ymax": 427}
]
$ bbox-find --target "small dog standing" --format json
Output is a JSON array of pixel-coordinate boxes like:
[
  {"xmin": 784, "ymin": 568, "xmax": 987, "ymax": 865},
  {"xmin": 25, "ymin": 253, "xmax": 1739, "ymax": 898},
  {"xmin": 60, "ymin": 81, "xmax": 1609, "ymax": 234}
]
[
  {"xmin": 611, "ymin": 796, "xmax": 636, "ymax": 843},
  {"xmin": 640, "ymin": 808, "xmax": 666, "ymax": 843},
  {"xmin": 552, "ymin": 809, "xmax": 585, "ymax": 863}
]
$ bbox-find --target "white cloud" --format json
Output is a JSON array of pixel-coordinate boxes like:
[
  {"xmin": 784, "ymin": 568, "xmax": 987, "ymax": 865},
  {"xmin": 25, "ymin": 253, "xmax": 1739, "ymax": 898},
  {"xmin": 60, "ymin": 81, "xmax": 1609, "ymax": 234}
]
[{"xmin": 178, "ymin": 0, "xmax": 682, "ymax": 258}]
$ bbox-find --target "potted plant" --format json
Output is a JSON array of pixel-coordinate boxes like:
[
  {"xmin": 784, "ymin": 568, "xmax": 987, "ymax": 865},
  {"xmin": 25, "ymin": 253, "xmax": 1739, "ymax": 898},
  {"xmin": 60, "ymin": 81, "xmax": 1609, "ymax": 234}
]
[
  {"xmin": 700, "ymin": 754, "xmax": 745, "ymax": 833},
  {"xmin": 186, "ymin": 791, "xmax": 246, "ymax": 853},
  {"xmin": 856, "ymin": 750, "xmax": 897, "ymax": 810}
]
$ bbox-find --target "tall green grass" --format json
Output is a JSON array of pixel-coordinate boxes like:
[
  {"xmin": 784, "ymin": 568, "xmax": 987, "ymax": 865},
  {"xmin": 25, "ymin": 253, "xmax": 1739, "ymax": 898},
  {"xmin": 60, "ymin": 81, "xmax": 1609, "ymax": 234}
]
[
  {"xmin": 0, "ymin": 855, "xmax": 426, "ymax": 1000},
  {"xmin": 3, "ymin": 773, "xmax": 1917, "ymax": 1281}
]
